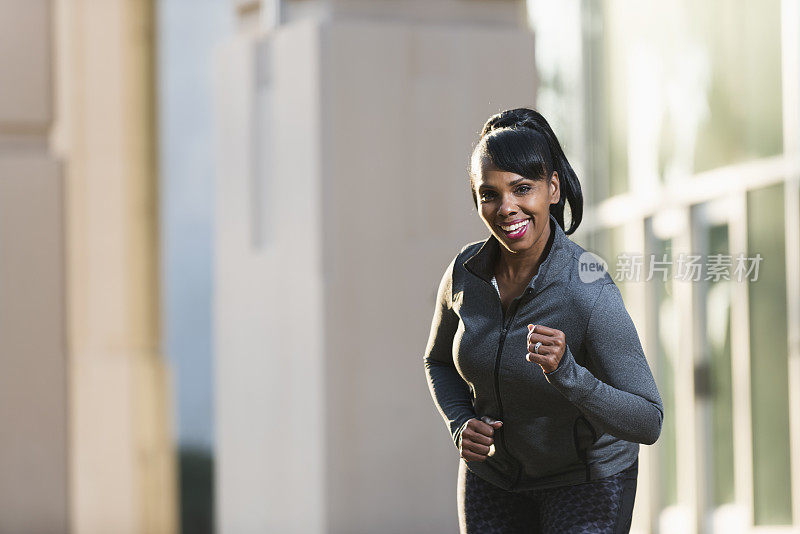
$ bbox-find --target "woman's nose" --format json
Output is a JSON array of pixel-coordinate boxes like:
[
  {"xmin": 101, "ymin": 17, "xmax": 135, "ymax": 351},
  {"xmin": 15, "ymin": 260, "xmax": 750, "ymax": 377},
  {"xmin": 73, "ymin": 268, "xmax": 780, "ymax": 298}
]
[{"xmin": 498, "ymin": 194, "xmax": 518, "ymax": 217}]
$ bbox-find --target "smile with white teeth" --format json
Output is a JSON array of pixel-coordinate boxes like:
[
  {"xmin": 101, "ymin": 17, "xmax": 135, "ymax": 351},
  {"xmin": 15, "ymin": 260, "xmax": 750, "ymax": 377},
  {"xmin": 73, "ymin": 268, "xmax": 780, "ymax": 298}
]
[{"xmin": 500, "ymin": 219, "xmax": 529, "ymax": 232}]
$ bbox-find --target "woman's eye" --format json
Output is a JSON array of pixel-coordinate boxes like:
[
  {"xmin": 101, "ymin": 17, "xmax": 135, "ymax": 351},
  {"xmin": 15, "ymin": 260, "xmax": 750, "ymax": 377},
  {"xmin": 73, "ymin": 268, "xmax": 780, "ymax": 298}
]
[
  {"xmin": 479, "ymin": 192, "xmax": 496, "ymax": 202},
  {"xmin": 515, "ymin": 185, "xmax": 532, "ymax": 194}
]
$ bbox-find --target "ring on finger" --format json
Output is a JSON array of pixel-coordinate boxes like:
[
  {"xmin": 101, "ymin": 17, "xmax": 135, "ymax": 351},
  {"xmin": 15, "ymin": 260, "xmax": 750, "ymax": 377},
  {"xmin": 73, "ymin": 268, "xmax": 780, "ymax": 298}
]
[{"xmin": 534, "ymin": 341, "xmax": 542, "ymax": 354}]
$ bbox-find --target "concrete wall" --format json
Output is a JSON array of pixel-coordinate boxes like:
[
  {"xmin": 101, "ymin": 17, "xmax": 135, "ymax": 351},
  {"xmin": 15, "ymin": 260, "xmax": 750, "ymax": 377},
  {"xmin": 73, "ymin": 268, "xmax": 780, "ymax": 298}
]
[{"xmin": 0, "ymin": 1, "xmax": 68, "ymax": 532}]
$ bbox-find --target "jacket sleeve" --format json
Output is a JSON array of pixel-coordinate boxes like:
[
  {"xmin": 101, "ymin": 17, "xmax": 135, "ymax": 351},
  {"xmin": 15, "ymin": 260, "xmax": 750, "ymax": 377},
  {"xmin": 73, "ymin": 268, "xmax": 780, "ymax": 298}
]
[
  {"xmin": 543, "ymin": 282, "xmax": 664, "ymax": 445},
  {"xmin": 423, "ymin": 256, "xmax": 477, "ymax": 450}
]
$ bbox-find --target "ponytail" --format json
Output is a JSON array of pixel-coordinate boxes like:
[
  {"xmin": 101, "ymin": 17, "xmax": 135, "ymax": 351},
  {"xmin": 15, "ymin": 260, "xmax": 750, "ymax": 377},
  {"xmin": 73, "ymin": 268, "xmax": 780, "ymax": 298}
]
[{"xmin": 469, "ymin": 108, "xmax": 583, "ymax": 235}]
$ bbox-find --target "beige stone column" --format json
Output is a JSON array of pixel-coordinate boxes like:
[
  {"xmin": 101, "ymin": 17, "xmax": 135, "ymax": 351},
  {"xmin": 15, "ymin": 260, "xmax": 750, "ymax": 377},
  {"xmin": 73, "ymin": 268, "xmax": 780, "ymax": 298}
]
[
  {"xmin": 54, "ymin": 0, "xmax": 178, "ymax": 532},
  {"xmin": 0, "ymin": 0, "xmax": 176, "ymax": 531},
  {"xmin": 214, "ymin": 1, "xmax": 533, "ymax": 532}
]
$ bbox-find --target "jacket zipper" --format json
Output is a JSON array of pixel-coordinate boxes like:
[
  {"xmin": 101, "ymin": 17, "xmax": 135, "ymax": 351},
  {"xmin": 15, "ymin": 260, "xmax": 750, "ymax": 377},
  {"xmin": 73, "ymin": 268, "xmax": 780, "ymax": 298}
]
[{"xmin": 490, "ymin": 284, "xmax": 527, "ymax": 490}]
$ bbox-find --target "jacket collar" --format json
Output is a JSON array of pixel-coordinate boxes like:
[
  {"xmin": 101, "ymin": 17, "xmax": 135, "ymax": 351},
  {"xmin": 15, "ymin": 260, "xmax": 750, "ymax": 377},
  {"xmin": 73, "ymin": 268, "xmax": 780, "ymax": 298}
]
[{"xmin": 462, "ymin": 212, "xmax": 572, "ymax": 296}]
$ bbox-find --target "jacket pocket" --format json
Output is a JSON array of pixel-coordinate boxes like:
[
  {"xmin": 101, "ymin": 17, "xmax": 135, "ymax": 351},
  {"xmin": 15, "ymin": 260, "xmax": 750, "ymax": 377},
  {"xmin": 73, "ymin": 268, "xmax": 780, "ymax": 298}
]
[
  {"xmin": 572, "ymin": 415, "xmax": 599, "ymax": 468},
  {"xmin": 503, "ymin": 415, "xmax": 581, "ymax": 479}
]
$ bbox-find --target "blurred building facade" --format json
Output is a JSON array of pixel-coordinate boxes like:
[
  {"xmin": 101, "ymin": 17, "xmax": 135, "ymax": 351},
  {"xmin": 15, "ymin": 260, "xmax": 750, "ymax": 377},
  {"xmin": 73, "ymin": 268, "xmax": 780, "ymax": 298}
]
[
  {"xmin": 0, "ymin": 0, "xmax": 178, "ymax": 533},
  {"xmin": 1, "ymin": 0, "xmax": 795, "ymax": 533}
]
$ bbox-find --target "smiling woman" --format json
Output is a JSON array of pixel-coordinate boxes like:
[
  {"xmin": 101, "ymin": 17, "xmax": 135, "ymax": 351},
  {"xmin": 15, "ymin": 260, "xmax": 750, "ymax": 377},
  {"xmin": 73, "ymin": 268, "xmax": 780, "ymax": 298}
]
[
  {"xmin": 423, "ymin": 108, "xmax": 663, "ymax": 534},
  {"xmin": 468, "ymin": 109, "xmax": 583, "ymax": 316}
]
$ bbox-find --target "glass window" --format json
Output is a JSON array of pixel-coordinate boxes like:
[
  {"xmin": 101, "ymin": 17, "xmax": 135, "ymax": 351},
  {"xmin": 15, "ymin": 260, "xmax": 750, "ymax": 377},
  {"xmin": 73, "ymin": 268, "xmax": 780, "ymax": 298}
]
[
  {"xmin": 596, "ymin": 0, "xmax": 783, "ymax": 200},
  {"xmin": 648, "ymin": 230, "xmax": 678, "ymax": 508},
  {"xmin": 690, "ymin": 1, "xmax": 783, "ymax": 171},
  {"xmin": 747, "ymin": 183, "xmax": 791, "ymax": 525},
  {"xmin": 704, "ymin": 222, "xmax": 735, "ymax": 507}
]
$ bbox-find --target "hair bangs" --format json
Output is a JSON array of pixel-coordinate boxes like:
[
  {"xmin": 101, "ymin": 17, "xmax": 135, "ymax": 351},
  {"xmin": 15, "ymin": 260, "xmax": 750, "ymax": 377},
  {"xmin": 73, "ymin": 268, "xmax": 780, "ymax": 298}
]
[{"xmin": 480, "ymin": 127, "xmax": 553, "ymax": 181}]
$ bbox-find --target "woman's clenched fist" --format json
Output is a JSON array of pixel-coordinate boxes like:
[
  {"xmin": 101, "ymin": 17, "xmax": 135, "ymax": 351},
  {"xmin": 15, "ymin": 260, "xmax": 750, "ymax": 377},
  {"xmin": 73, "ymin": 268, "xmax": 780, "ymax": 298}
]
[
  {"xmin": 526, "ymin": 324, "xmax": 566, "ymax": 374},
  {"xmin": 460, "ymin": 415, "xmax": 503, "ymax": 462}
]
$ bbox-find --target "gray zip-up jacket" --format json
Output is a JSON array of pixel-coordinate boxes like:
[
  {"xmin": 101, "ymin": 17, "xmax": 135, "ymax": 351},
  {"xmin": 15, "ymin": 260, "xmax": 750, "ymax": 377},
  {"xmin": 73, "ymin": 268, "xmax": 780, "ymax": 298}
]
[{"xmin": 424, "ymin": 213, "xmax": 664, "ymax": 491}]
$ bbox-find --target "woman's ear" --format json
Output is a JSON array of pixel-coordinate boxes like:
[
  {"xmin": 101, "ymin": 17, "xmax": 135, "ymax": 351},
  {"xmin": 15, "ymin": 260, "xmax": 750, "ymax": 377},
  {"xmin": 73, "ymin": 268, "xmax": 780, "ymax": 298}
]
[{"xmin": 550, "ymin": 172, "xmax": 561, "ymax": 204}]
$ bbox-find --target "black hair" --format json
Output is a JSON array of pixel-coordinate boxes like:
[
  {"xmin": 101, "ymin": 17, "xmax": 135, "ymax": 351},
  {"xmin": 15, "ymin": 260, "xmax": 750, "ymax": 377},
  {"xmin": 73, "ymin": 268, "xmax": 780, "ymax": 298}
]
[{"xmin": 469, "ymin": 107, "xmax": 583, "ymax": 235}]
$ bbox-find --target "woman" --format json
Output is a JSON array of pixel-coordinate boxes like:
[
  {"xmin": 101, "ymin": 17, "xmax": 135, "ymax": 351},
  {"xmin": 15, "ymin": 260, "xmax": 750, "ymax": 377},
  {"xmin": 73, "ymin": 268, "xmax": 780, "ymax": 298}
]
[{"xmin": 423, "ymin": 108, "xmax": 664, "ymax": 533}]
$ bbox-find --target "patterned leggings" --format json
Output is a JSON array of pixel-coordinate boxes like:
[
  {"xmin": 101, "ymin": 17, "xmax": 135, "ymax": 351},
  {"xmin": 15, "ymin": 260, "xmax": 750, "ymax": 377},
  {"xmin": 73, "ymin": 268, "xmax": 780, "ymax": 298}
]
[{"xmin": 457, "ymin": 457, "xmax": 639, "ymax": 534}]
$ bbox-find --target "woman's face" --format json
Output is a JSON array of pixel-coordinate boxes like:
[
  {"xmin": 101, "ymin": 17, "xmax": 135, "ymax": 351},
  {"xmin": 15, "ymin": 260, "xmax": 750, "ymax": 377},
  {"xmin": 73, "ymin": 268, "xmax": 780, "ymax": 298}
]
[{"xmin": 473, "ymin": 165, "xmax": 560, "ymax": 253}]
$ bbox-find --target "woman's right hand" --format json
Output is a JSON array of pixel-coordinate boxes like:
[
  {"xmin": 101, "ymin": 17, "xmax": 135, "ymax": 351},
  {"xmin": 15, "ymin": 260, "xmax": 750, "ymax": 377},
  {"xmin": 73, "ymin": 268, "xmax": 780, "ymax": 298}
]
[{"xmin": 460, "ymin": 416, "xmax": 503, "ymax": 462}]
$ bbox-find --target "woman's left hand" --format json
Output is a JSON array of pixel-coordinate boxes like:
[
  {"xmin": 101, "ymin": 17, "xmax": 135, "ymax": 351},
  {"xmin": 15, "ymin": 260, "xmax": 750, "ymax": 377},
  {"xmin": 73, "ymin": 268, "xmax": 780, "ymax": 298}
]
[{"xmin": 526, "ymin": 324, "xmax": 566, "ymax": 374}]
